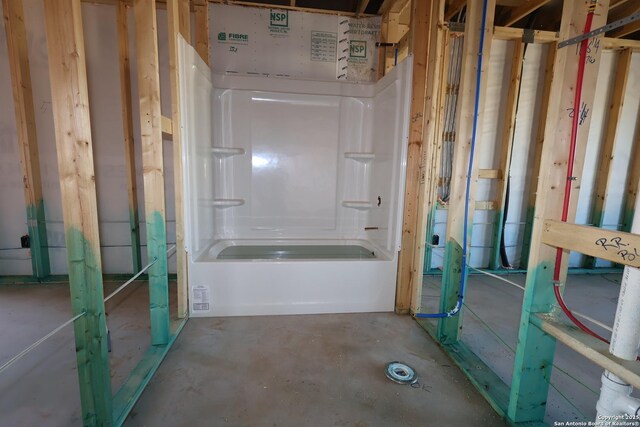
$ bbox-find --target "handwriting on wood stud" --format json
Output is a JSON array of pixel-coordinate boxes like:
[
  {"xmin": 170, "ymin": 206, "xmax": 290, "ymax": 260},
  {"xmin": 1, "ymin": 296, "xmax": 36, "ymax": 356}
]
[
  {"xmin": 567, "ymin": 102, "xmax": 590, "ymax": 125},
  {"xmin": 595, "ymin": 237, "xmax": 640, "ymax": 262}
]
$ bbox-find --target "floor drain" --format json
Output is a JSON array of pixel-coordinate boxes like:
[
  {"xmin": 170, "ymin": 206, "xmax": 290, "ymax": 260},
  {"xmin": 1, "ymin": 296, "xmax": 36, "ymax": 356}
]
[{"xmin": 384, "ymin": 361, "xmax": 417, "ymax": 385}]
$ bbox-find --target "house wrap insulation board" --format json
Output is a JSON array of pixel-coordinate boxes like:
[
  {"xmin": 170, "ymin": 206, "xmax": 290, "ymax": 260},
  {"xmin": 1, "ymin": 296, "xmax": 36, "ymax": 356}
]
[{"xmin": 210, "ymin": 4, "xmax": 381, "ymax": 82}]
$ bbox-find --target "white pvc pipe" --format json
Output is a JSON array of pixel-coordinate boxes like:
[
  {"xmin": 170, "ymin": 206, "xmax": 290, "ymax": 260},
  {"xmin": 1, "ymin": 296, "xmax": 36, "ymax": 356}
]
[
  {"xmin": 596, "ymin": 371, "xmax": 640, "ymax": 423},
  {"xmin": 610, "ymin": 266, "xmax": 640, "ymax": 360},
  {"xmin": 610, "ymin": 194, "xmax": 640, "ymax": 361}
]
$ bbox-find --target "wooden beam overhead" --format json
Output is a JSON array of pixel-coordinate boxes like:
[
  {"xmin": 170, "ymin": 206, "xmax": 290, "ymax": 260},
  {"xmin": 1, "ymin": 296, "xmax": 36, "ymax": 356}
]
[
  {"xmin": 444, "ymin": 0, "xmax": 465, "ymax": 21},
  {"xmin": 43, "ymin": 0, "xmax": 112, "ymax": 423},
  {"xmin": 356, "ymin": 0, "xmax": 371, "ymax": 17},
  {"xmin": 608, "ymin": 18, "xmax": 640, "ymax": 38},
  {"xmin": 499, "ymin": 0, "xmax": 552, "ymax": 27},
  {"xmin": 116, "ymin": 1, "xmax": 143, "ymax": 274},
  {"xmin": 2, "ymin": 0, "xmax": 51, "ymax": 278},
  {"xmin": 134, "ymin": 0, "xmax": 171, "ymax": 345}
]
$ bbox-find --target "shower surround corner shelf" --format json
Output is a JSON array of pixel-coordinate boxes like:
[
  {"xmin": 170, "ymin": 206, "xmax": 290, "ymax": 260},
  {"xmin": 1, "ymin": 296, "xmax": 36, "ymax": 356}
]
[
  {"xmin": 344, "ymin": 152, "xmax": 375, "ymax": 162},
  {"xmin": 208, "ymin": 199, "xmax": 245, "ymax": 208},
  {"xmin": 211, "ymin": 147, "xmax": 245, "ymax": 157},
  {"xmin": 342, "ymin": 201, "xmax": 373, "ymax": 210}
]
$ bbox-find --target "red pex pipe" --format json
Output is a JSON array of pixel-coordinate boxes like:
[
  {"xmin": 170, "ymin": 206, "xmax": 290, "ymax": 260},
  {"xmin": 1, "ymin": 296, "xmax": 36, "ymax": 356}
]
[{"xmin": 552, "ymin": 5, "xmax": 610, "ymax": 344}]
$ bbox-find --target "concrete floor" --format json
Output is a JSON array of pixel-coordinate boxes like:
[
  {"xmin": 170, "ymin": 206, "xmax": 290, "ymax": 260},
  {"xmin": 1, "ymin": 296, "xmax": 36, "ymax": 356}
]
[
  {"xmin": 0, "ymin": 273, "xmax": 624, "ymax": 426},
  {"xmin": 124, "ymin": 313, "xmax": 505, "ymax": 427},
  {"xmin": 422, "ymin": 272, "xmax": 623, "ymax": 425},
  {"xmin": 0, "ymin": 280, "xmax": 178, "ymax": 427}
]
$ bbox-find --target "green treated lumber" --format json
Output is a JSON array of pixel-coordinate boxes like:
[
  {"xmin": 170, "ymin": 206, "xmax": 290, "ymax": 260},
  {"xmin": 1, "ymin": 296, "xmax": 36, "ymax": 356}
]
[
  {"xmin": 489, "ymin": 40, "xmax": 525, "ymax": 270},
  {"xmin": 134, "ymin": 0, "xmax": 170, "ymax": 346},
  {"xmin": 438, "ymin": 0, "xmax": 496, "ymax": 344},
  {"xmin": 2, "ymin": 0, "xmax": 50, "ymax": 279},
  {"xmin": 508, "ymin": 0, "xmax": 610, "ymax": 423},
  {"xmin": 116, "ymin": 2, "xmax": 143, "ymax": 273},
  {"xmin": 43, "ymin": 0, "xmax": 113, "ymax": 424},
  {"xmin": 113, "ymin": 318, "xmax": 187, "ymax": 426}
]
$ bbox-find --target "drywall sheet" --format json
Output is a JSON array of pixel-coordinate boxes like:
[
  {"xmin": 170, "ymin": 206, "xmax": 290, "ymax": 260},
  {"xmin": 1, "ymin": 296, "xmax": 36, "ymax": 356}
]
[{"xmin": 209, "ymin": 4, "xmax": 380, "ymax": 82}]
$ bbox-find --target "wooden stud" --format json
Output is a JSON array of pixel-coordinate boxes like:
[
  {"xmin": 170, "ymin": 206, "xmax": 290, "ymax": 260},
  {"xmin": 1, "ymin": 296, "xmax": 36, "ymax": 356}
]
[
  {"xmin": 533, "ymin": 313, "xmax": 640, "ymax": 389},
  {"xmin": 520, "ymin": 42, "xmax": 557, "ymax": 269},
  {"xmin": 422, "ymin": 27, "xmax": 450, "ymax": 277},
  {"xmin": 394, "ymin": 0, "xmax": 434, "ymax": 313},
  {"xmin": 585, "ymin": 48, "xmax": 632, "ymax": 267},
  {"xmin": 509, "ymin": 1, "xmax": 610, "ymax": 422},
  {"xmin": 622, "ymin": 113, "xmax": 640, "ymax": 233},
  {"xmin": 356, "ymin": 0, "xmax": 371, "ymax": 17},
  {"xmin": 161, "ymin": 115, "xmax": 173, "ymax": 135},
  {"xmin": 488, "ymin": 40, "xmax": 524, "ymax": 270},
  {"xmin": 437, "ymin": 0, "xmax": 496, "ymax": 344},
  {"xmin": 194, "ymin": 0, "xmax": 210, "ymax": 65},
  {"xmin": 42, "ymin": 0, "xmax": 112, "ymax": 424},
  {"xmin": 499, "ymin": 0, "xmax": 553, "ymax": 27},
  {"xmin": 493, "ymin": 26, "xmax": 557, "ymax": 43},
  {"xmin": 409, "ymin": 0, "xmax": 447, "ymax": 313},
  {"xmin": 117, "ymin": 1, "xmax": 143, "ymax": 274},
  {"xmin": 3, "ymin": 0, "xmax": 51, "ymax": 279},
  {"xmin": 542, "ymin": 219, "xmax": 640, "ymax": 268},
  {"xmin": 478, "ymin": 169, "xmax": 501, "ymax": 179},
  {"xmin": 178, "ymin": 0, "xmax": 190, "ymax": 43},
  {"xmin": 168, "ymin": 0, "xmax": 189, "ymax": 319},
  {"xmin": 134, "ymin": 0, "xmax": 171, "ymax": 345}
]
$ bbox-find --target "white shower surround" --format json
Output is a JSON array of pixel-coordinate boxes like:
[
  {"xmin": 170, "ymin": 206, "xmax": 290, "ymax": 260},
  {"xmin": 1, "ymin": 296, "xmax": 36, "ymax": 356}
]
[{"xmin": 179, "ymin": 37, "xmax": 413, "ymax": 316}]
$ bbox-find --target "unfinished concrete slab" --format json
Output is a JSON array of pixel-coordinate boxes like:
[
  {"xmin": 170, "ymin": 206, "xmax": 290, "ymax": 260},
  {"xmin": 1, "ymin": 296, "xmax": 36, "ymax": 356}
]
[
  {"xmin": 0, "ymin": 280, "xmax": 178, "ymax": 427},
  {"xmin": 124, "ymin": 313, "xmax": 506, "ymax": 426}
]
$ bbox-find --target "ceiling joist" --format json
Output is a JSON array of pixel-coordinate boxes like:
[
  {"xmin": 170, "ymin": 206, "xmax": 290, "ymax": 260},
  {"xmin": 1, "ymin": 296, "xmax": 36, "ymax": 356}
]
[{"xmin": 499, "ymin": 0, "xmax": 552, "ymax": 27}]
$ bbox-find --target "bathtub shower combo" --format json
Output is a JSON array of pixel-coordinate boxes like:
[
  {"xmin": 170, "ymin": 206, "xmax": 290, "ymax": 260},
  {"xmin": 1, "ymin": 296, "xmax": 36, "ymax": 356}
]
[{"xmin": 179, "ymin": 37, "xmax": 413, "ymax": 316}]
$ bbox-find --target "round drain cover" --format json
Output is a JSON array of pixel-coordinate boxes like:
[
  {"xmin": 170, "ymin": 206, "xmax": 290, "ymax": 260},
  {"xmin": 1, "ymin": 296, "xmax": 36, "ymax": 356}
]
[{"xmin": 384, "ymin": 361, "xmax": 417, "ymax": 385}]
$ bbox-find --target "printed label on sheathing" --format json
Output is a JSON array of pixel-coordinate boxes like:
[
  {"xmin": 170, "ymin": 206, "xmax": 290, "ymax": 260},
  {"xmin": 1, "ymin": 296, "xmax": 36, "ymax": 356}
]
[
  {"xmin": 192, "ymin": 285, "xmax": 210, "ymax": 311},
  {"xmin": 269, "ymin": 9, "xmax": 290, "ymax": 37},
  {"xmin": 346, "ymin": 17, "xmax": 381, "ymax": 82},
  {"xmin": 311, "ymin": 31, "xmax": 337, "ymax": 62},
  {"xmin": 217, "ymin": 31, "xmax": 249, "ymax": 45}
]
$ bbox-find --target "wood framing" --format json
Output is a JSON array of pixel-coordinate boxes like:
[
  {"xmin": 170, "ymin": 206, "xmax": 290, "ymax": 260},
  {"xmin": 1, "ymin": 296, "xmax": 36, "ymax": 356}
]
[
  {"xmin": 394, "ymin": 0, "xmax": 434, "ymax": 313},
  {"xmin": 3, "ymin": 0, "xmax": 51, "ymax": 279},
  {"xmin": 42, "ymin": 0, "xmax": 112, "ymax": 424},
  {"xmin": 520, "ymin": 42, "xmax": 557, "ymax": 269},
  {"xmin": 542, "ymin": 220, "xmax": 640, "ymax": 267},
  {"xmin": 437, "ymin": 0, "xmax": 496, "ymax": 344},
  {"xmin": 356, "ymin": 0, "xmax": 371, "ymax": 17},
  {"xmin": 509, "ymin": 1, "xmax": 610, "ymax": 422},
  {"xmin": 117, "ymin": 1, "xmax": 143, "ymax": 274},
  {"xmin": 409, "ymin": 0, "xmax": 447, "ymax": 313},
  {"xmin": 533, "ymin": 313, "xmax": 640, "ymax": 389},
  {"xmin": 444, "ymin": 0, "xmax": 465, "ymax": 21},
  {"xmin": 499, "ymin": 0, "xmax": 552, "ymax": 27},
  {"xmin": 134, "ymin": 0, "xmax": 171, "ymax": 345},
  {"xmin": 194, "ymin": 0, "xmax": 210, "ymax": 65},
  {"xmin": 489, "ymin": 40, "xmax": 524, "ymax": 270},
  {"xmin": 585, "ymin": 47, "xmax": 632, "ymax": 267},
  {"xmin": 168, "ymin": 0, "xmax": 190, "ymax": 319}
]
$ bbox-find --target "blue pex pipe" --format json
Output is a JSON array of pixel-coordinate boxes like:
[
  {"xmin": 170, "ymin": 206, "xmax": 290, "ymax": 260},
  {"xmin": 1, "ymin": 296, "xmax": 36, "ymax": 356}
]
[{"xmin": 416, "ymin": 0, "xmax": 489, "ymax": 319}]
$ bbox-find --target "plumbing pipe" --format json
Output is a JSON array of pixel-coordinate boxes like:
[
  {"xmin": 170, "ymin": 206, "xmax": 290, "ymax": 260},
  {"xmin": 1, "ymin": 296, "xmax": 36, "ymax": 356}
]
[
  {"xmin": 596, "ymin": 371, "xmax": 640, "ymax": 423},
  {"xmin": 609, "ymin": 193, "xmax": 640, "ymax": 360},
  {"xmin": 416, "ymin": 0, "xmax": 489, "ymax": 319}
]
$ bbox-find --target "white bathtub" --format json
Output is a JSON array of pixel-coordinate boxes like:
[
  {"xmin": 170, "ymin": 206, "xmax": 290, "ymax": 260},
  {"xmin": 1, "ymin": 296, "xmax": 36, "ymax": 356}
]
[
  {"xmin": 188, "ymin": 239, "xmax": 398, "ymax": 316},
  {"xmin": 178, "ymin": 37, "xmax": 411, "ymax": 317}
]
